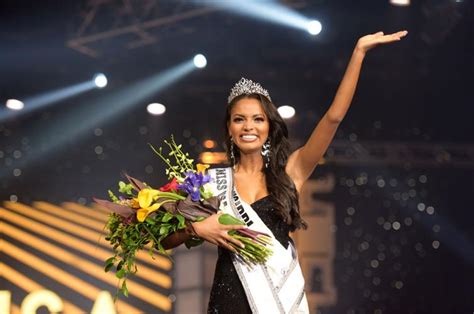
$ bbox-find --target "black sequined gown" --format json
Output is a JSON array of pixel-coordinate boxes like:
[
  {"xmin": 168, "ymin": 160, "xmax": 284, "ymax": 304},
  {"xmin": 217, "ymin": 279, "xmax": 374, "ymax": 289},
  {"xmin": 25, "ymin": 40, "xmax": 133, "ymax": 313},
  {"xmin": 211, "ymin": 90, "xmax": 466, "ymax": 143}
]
[{"xmin": 207, "ymin": 195, "xmax": 291, "ymax": 313}]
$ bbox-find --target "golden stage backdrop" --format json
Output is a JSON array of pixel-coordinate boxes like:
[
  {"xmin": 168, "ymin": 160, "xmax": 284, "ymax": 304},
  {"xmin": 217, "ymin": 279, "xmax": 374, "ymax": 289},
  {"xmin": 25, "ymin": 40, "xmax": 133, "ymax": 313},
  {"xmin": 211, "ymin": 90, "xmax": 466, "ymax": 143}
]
[{"xmin": 0, "ymin": 201, "xmax": 173, "ymax": 314}]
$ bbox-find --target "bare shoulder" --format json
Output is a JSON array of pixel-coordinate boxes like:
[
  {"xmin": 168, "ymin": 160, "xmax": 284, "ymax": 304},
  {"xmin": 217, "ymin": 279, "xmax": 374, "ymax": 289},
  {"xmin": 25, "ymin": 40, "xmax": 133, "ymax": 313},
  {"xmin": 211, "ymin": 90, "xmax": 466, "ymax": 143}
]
[{"xmin": 285, "ymin": 147, "xmax": 305, "ymax": 193}]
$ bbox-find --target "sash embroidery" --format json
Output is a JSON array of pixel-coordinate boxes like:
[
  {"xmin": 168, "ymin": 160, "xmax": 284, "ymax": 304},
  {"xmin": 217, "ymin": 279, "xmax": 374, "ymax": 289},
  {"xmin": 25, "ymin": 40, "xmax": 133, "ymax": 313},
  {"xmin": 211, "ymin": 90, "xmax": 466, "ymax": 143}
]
[
  {"xmin": 276, "ymin": 246, "xmax": 298, "ymax": 293},
  {"xmin": 261, "ymin": 265, "xmax": 286, "ymax": 312},
  {"xmin": 290, "ymin": 291, "xmax": 306, "ymax": 313}
]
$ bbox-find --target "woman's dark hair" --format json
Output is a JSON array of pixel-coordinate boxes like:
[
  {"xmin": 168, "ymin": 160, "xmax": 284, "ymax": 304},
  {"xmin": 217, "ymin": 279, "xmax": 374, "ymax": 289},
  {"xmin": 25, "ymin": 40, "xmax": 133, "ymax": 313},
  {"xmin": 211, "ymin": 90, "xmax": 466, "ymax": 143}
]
[{"xmin": 224, "ymin": 93, "xmax": 307, "ymax": 231}]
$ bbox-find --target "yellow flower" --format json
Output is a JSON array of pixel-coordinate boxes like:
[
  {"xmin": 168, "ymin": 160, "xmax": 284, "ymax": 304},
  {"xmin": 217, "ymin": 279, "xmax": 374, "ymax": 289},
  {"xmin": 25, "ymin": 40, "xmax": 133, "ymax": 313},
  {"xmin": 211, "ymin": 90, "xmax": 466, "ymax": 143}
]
[
  {"xmin": 136, "ymin": 188, "xmax": 160, "ymax": 222},
  {"xmin": 196, "ymin": 163, "xmax": 210, "ymax": 174}
]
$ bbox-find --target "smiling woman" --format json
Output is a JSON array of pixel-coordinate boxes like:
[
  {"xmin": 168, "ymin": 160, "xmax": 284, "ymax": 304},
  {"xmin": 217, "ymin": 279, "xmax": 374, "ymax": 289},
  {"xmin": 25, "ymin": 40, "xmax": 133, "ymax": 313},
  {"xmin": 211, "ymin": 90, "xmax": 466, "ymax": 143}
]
[
  {"xmin": 159, "ymin": 30, "xmax": 408, "ymax": 313},
  {"xmin": 223, "ymin": 90, "xmax": 306, "ymax": 232},
  {"xmin": 204, "ymin": 80, "xmax": 309, "ymax": 313},
  {"xmin": 228, "ymin": 98, "xmax": 270, "ymax": 153}
]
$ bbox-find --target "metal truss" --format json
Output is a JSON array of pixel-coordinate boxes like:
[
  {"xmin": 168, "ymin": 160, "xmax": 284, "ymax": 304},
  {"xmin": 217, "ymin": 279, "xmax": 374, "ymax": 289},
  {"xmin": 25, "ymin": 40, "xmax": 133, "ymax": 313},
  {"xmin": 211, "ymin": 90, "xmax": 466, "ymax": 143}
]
[
  {"xmin": 324, "ymin": 140, "xmax": 474, "ymax": 169},
  {"xmin": 67, "ymin": 0, "xmax": 217, "ymax": 57},
  {"xmin": 66, "ymin": 0, "xmax": 309, "ymax": 58}
]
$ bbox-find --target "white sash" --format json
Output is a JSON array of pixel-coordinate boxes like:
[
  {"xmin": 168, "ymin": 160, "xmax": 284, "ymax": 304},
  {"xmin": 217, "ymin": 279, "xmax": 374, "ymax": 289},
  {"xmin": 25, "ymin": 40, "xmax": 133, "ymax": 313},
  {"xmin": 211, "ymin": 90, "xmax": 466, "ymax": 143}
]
[{"xmin": 208, "ymin": 167, "xmax": 309, "ymax": 314}]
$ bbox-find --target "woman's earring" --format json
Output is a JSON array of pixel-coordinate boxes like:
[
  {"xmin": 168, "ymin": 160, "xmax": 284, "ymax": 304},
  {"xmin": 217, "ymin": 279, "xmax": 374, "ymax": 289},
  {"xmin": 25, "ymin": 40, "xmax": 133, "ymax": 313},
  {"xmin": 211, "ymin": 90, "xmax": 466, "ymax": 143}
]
[
  {"xmin": 230, "ymin": 137, "xmax": 236, "ymax": 167},
  {"xmin": 261, "ymin": 138, "xmax": 271, "ymax": 169}
]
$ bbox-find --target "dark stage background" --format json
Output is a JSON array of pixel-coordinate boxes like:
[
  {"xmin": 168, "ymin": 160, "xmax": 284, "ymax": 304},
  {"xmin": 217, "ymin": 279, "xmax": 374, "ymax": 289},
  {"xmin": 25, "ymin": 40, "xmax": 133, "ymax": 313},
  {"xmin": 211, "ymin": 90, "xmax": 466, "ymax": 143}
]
[{"xmin": 1, "ymin": 0, "xmax": 473, "ymax": 313}]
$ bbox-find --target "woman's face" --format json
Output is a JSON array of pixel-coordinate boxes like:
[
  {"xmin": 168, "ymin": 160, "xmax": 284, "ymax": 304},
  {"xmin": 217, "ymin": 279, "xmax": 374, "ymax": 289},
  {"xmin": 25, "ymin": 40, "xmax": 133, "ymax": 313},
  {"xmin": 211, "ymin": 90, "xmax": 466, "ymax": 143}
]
[{"xmin": 228, "ymin": 97, "xmax": 270, "ymax": 154}]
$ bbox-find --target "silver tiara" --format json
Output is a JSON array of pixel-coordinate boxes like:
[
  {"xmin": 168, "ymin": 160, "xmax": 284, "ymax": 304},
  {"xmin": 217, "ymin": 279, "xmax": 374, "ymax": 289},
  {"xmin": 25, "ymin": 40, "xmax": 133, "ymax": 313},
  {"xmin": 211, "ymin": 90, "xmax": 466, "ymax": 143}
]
[{"xmin": 227, "ymin": 77, "xmax": 272, "ymax": 104}]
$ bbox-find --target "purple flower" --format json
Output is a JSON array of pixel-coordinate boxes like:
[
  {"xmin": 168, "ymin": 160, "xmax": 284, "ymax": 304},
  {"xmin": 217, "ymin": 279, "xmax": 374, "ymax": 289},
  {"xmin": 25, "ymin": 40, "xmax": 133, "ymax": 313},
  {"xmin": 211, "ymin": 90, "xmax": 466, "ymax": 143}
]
[{"xmin": 177, "ymin": 171, "xmax": 211, "ymax": 202}]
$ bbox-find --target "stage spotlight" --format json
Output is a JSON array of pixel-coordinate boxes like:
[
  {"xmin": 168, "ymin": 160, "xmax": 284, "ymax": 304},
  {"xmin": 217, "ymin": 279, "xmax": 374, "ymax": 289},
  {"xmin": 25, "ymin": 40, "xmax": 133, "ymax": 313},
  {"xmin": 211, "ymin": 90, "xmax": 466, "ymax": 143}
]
[
  {"xmin": 194, "ymin": 0, "xmax": 323, "ymax": 35},
  {"xmin": 307, "ymin": 20, "xmax": 322, "ymax": 35},
  {"xmin": 390, "ymin": 0, "xmax": 410, "ymax": 6},
  {"xmin": 277, "ymin": 105, "xmax": 296, "ymax": 119},
  {"xmin": 147, "ymin": 103, "xmax": 166, "ymax": 115},
  {"xmin": 193, "ymin": 54, "xmax": 207, "ymax": 69},
  {"xmin": 5, "ymin": 99, "xmax": 24, "ymax": 110},
  {"xmin": 94, "ymin": 73, "xmax": 108, "ymax": 88},
  {"xmin": 1, "ymin": 59, "xmax": 197, "ymax": 179}
]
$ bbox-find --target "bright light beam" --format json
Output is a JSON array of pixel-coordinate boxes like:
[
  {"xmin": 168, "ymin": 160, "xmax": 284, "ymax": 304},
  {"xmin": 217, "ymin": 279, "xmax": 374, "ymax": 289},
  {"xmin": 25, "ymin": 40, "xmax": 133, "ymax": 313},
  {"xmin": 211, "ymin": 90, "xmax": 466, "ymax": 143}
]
[
  {"xmin": 23, "ymin": 81, "xmax": 96, "ymax": 108},
  {"xmin": 0, "ymin": 59, "xmax": 196, "ymax": 179},
  {"xmin": 0, "ymin": 75, "xmax": 106, "ymax": 123},
  {"xmin": 194, "ymin": 0, "xmax": 321, "ymax": 35}
]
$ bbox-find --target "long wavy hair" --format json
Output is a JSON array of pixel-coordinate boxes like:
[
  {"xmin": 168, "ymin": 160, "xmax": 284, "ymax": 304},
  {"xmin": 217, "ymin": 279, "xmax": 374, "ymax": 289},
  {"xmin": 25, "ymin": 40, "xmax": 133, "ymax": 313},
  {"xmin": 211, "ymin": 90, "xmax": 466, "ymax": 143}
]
[{"xmin": 224, "ymin": 93, "xmax": 307, "ymax": 231}]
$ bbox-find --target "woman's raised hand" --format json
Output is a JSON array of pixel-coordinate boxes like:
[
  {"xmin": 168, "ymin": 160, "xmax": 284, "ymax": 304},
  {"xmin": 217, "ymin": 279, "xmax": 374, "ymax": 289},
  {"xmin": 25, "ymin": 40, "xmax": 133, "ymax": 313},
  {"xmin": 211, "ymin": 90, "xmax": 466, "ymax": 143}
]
[
  {"xmin": 355, "ymin": 30, "xmax": 408, "ymax": 54},
  {"xmin": 192, "ymin": 212, "xmax": 246, "ymax": 252}
]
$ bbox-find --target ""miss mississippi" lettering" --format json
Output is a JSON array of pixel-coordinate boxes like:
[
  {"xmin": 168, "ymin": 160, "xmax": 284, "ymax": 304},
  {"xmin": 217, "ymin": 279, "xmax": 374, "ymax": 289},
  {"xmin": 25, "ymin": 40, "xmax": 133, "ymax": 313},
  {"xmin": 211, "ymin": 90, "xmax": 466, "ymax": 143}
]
[{"xmin": 215, "ymin": 168, "xmax": 254, "ymax": 227}]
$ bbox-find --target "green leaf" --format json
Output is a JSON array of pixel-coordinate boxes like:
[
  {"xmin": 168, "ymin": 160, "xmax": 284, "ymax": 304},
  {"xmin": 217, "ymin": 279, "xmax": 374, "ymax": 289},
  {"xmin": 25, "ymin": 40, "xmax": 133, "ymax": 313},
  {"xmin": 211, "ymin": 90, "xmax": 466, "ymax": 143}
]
[
  {"xmin": 121, "ymin": 280, "xmax": 129, "ymax": 297},
  {"xmin": 159, "ymin": 225, "xmax": 170, "ymax": 235},
  {"xmin": 176, "ymin": 214, "xmax": 185, "ymax": 229},
  {"xmin": 218, "ymin": 213, "xmax": 245, "ymax": 226},
  {"xmin": 145, "ymin": 217, "xmax": 156, "ymax": 225},
  {"xmin": 104, "ymin": 257, "xmax": 115, "ymax": 272},
  {"xmin": 116, "ymin": 269, "xmax": 126, "ymax": 279},
  {"xmin": 162, "ymin": 212, "xmax": 173, "ymax": 223},
  {"xmin": 116, "ymin": 260, "xmax": 124, "ymax": 271},
  {"xmin": 155, "ymin": 241, "xmax": 166, "ymax": 254}
]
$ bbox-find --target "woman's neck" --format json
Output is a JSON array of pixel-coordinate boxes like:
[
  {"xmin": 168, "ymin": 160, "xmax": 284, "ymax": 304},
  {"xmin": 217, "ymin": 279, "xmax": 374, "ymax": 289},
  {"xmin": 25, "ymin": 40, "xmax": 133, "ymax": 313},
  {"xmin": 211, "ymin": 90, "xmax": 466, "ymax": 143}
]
[{"xmin": 235, "ymin": 151, "xmax": 264, "ymax": 175}]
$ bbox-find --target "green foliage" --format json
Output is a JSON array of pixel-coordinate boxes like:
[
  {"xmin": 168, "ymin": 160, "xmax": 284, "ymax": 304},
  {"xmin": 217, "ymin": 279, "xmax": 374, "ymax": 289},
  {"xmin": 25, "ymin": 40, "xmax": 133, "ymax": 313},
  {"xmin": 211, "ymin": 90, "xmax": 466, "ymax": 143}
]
[
  {"xmin": 104, "ymin": 210, "xmax": 188, "ymax": 298},
  {"xmin": 102, "ymin": 135, "xmax": 273, "ymax": 300},
  {"xmin": 108, "ymin": 190, "xmax": 119, "ymax": 203},
  {"xmin": 149, "ymin": 135, "xmax": 195, "ymax": 180},
  {"xmin": 118, "ymin": 181, "xmax": 135, "ymax": 196}
]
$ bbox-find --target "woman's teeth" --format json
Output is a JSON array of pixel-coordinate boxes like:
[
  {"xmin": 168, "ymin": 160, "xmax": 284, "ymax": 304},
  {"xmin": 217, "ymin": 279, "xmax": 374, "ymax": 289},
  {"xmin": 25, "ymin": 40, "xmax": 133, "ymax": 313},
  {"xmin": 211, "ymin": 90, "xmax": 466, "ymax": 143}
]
[{"xmin": 241, "ymin": 135, "xmax": 257, "ymax": 141}]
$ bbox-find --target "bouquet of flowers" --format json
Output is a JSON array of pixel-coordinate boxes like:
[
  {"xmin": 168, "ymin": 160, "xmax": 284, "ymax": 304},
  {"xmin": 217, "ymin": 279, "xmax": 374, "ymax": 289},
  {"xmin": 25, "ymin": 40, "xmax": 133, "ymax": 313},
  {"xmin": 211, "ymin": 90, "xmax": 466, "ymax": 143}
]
[{"xmin": 94, "ymin": 136, "xmax": 272, "ymax": 297}]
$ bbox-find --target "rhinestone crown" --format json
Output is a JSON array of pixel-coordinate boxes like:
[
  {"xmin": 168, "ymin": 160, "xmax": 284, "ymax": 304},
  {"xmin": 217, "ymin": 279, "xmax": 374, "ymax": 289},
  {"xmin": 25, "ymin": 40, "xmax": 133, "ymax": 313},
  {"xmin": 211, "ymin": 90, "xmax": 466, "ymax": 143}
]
[{"xmin": 227, "ymin": 77, "xmax": 272, "ymax": 104}]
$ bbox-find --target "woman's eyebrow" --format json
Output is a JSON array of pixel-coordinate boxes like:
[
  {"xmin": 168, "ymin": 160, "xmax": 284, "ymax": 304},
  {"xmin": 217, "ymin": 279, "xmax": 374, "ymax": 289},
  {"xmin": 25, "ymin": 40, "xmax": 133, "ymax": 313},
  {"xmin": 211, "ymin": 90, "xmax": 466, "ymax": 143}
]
[{"xmin": 231, "ymin": 113, "xmax": 265, "ymax": 117}]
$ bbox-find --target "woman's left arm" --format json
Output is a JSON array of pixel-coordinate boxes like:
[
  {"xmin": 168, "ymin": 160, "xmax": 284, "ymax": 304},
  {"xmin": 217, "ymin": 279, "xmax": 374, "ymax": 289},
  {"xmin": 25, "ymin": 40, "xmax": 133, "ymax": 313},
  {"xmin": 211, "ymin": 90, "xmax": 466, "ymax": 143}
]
[{"xmin": 287, "ymin": 30, "xmax": 408, "ymax": 190}]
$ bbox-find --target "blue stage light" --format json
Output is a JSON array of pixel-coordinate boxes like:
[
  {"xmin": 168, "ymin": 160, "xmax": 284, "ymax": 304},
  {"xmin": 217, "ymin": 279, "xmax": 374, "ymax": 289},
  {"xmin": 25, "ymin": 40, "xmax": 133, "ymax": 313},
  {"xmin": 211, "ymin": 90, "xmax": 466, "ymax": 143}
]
[
  {"xmin": 193, "ymin": 54, "xmax": 207, "ymax": 68},
  {"xmin": 194, "ymin": 0, "xmax": 323, "ymax": 36},
  {"xmin": 307, "ymin": 20, "xmax": 322, "ymax": 35},
  {"xmin": 94, "ymin": 73, "xmax": 108, "ymax": 88},
  {"xmin": 5, "ymin": 99, "xmax": 25, "ymax": 111}
]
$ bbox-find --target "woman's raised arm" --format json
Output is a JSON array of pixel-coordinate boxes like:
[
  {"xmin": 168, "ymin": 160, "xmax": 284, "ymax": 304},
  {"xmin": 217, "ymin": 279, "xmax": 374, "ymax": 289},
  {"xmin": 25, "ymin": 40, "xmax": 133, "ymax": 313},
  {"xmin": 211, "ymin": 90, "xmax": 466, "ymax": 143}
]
[{"xmin": 287, "ymin": 30, "xmax": 408, "ymax": 191}]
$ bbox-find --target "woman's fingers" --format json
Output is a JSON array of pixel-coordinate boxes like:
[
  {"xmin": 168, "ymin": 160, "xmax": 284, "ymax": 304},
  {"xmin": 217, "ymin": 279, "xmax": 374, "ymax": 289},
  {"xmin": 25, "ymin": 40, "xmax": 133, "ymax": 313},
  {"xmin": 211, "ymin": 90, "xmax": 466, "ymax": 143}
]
[
  {"xmin": 225, "ymin": 234, "xmax": 245, "ymax": 249},
  {"xmin": 378, "ymin": 32, "xmax": 407, "ymax": 43},
  {"xmin": 388, "ymin": 30, "xmax": 408, "ymax": 40},
  {"xmin": 218, "ymin": 239, "xmax": 237, "ymax": 253},
  {"xmin": 223, "ymin": 223, "xmax": 246, "ymax": 230}
]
